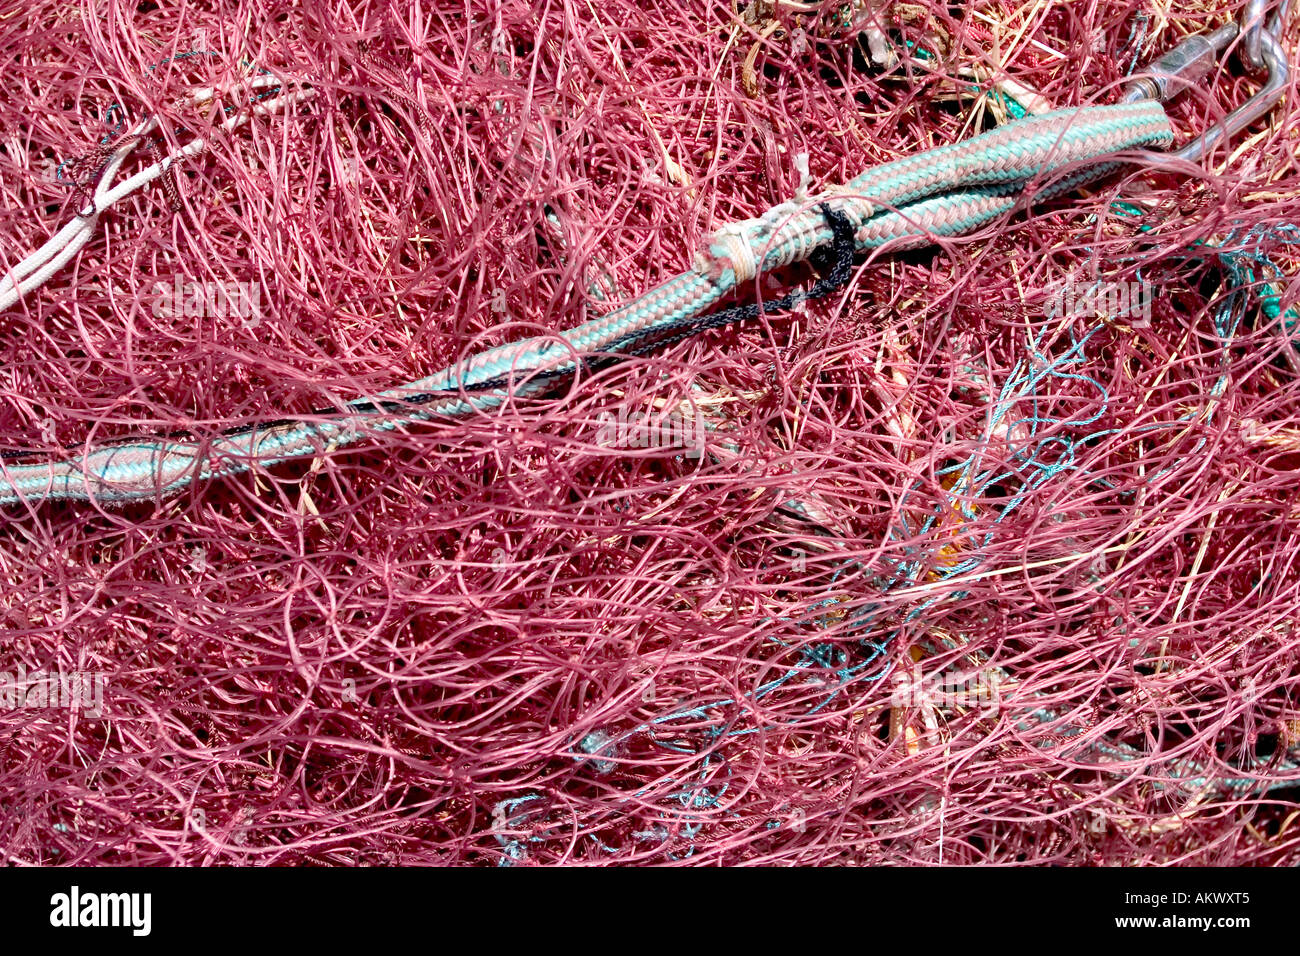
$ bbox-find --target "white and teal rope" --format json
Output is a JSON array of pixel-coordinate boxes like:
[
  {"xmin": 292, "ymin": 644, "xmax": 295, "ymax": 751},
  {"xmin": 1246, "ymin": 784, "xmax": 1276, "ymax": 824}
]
[{"xmin": 0, "ymin": 101, "xmax": 1173, "ymax": 506}]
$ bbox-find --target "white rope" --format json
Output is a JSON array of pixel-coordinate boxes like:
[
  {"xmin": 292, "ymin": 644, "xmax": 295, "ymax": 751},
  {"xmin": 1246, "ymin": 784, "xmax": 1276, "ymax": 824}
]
[{"xmin": 0, "ymin": 73, "xmax": 314, "ymax": 313}]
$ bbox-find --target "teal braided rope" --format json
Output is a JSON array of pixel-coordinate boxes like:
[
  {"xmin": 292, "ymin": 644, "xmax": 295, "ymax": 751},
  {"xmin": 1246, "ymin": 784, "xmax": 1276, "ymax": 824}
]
[{"xmin": 0, "ymin": 101, "xmax": 1172, "ymax": 506}]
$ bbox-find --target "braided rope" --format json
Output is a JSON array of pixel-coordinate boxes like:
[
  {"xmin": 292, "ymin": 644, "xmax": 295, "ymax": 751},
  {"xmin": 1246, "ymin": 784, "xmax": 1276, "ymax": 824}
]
[{"xmin": 0, "ymin": 101, "xmax": 1172, "ymax": 506}]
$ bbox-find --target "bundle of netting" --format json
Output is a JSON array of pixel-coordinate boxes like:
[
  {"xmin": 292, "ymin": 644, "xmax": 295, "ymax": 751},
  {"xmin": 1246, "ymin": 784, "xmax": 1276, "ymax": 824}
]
[{"xmin": 2, "ymin": 0, "xmax": 1300, "ymax": 865}]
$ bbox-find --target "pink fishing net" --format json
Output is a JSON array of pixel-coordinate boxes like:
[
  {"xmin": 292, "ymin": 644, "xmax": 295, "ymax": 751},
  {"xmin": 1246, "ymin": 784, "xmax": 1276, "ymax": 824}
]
[{"xmin": 2, "ymin": 0, "xmax": 1299, "ymax": 865}]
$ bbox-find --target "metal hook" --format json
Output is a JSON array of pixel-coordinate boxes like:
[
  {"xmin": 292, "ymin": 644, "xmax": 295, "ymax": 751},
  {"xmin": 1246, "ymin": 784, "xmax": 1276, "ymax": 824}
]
[
  {"xmin": 1120, "ymin": 1, "xmax": 1291, "ymax": 162},
  {"xmin": 1243, "ymin": 0, "xmax": 1271, "ymax": 69},
  {"xmin": 1243, "ymin": 0, "xmax": 1291, "ymax": 69}
]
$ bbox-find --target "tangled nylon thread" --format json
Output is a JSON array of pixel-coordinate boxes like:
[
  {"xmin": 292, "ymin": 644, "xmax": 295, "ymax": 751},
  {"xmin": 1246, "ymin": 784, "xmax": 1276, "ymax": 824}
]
[{"xmin": 0, "ymin": 0, "xmax": 1299, "ymax": 866}]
